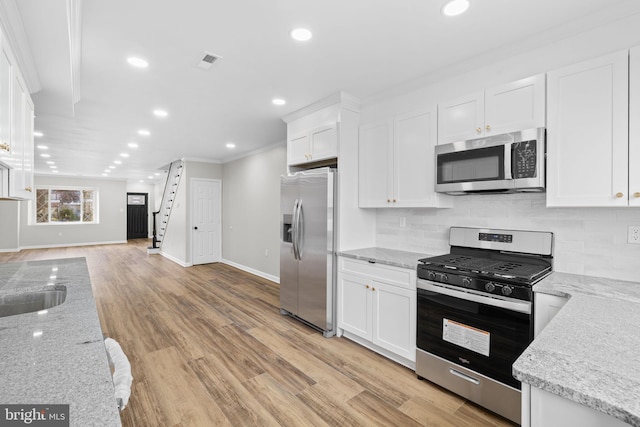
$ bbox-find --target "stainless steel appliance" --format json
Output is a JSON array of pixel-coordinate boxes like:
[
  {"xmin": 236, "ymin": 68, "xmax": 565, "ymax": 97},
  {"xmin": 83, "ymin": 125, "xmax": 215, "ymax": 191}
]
[
  {"xmin": 435, "ymin": 127, "xmax": 545, "ymax": 195},
  {"xmin": 416, "ymin": 227, "xmax": 553, "ymax": 424},
  {"xmin": 280, "ymin": 167, "xmax": 336, "ymax": 337}
]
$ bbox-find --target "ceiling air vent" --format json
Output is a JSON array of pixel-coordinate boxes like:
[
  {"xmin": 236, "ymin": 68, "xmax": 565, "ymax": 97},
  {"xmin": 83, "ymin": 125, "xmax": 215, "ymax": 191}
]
[{"xmin": 196, "ymin": 52, "xmax": 222, "ymax": 70}]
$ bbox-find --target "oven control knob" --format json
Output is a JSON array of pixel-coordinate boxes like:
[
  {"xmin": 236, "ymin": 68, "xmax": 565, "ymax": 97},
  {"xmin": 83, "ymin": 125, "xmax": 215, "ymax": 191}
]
[
  {"xmin": 485, "ymin": 282, "xmax": 495, "ymax": 292},
  {"xmin": 440, "ymin": 273, "xmax": 449, "ymax": 283},
  {"xmin": 502, "ymin": 286, "xmax": 513, "ymax": 296},
  {"xmin": 427, "ymin": 271, "xmax": 437, "ymax": 280},
  {"xmin": 462, "ymin": 277, "xmax": 472, "ymax": 287}
]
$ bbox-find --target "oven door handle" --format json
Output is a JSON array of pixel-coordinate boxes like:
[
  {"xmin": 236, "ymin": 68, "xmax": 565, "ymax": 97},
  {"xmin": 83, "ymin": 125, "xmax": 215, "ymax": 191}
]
[{"xmin": 417, "ymin": 281, "xmax": 531, "ymax": 315}]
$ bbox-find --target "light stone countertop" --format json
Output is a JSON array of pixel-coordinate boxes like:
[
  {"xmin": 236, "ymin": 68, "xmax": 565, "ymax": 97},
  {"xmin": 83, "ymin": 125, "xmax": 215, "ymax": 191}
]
[
  {"xmin": 0, "ymin": 258, "xmax": 121, "ymax": 427},
  {"xmin": 337, "ymin": 247, "xmax": 434, "ymax": 270},
  {"xmin": 513, "ymin": 271, "xmax": 640, "ymax": 427}
]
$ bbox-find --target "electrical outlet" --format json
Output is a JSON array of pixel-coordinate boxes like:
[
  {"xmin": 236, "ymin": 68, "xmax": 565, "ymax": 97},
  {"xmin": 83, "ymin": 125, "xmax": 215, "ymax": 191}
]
[{"xmin": 628, "ymin": 226, "xmax": 640, "ymax": 244}]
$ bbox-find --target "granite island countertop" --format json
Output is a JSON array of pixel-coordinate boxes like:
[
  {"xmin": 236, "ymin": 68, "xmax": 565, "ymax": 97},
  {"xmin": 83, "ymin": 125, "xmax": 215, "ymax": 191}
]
[
  {"xmin": 0, "ymin": 258, "xmax": 121, "ymax": 426},
  {"xmin": 513, "ymin": 271, "xmax": 640, "ymax": 427},
  {"xmin": 337, "ymin": 247, "xmax": 434, "ymax": 270}
]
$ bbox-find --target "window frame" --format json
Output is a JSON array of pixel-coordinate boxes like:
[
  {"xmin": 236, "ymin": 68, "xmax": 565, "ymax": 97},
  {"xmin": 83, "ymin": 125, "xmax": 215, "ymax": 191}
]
[{"xmin": 33, "ymin": 186, "xmax": 99, "ymax": 225}]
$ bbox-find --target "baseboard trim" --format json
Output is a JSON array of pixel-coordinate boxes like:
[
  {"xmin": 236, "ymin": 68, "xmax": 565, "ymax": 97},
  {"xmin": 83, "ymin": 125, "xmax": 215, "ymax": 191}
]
[
  {"xmin": 159, "ymin": 251, "xmax": 192, "ymax": 267},
  {"xmin": 0, "ymin": 247, "xmax": 20, "ymax": 253},
  {"xmin": 221, "ymin": 258, "xmax": 279, "ymax": 284},
  {"xmin": 19, "ymin": 240, "xmax": 127, "ymax": 250}
]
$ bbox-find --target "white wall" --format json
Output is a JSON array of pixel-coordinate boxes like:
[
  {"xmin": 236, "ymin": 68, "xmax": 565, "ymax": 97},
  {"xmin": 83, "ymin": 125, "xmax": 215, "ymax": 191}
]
[
  {"xmin": 363, "ymin": 12, "xmax": 640, "ymax": 282},
  {"xmin": 18, "ymin": 175, "xmax": 127, "ymax": 248},
  {"xmin": 0, "ymin": 201, "xmax": 19, "ymax": 251},
  {"xmin": 221, "ymin": 144, "xmax": 286, "ymax": 280}
]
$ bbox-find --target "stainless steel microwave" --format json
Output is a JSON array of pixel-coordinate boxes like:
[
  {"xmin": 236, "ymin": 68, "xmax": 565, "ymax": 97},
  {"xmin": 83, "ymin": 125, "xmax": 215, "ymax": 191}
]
[{"xmin": 435, "ymin": 127, "xmax": 545, "ymax": 195}]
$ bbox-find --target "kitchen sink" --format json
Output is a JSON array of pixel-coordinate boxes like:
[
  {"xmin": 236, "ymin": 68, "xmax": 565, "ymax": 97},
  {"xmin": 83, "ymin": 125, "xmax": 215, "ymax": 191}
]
[{"xmin": 0, "ymin": 287, "xmax": 67, "ymax": 318}]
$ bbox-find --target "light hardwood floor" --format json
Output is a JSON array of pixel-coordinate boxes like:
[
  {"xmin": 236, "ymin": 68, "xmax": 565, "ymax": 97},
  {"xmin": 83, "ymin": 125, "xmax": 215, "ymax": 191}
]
[{"xmin": 0, "ymin": 240, "xmax": 517, "ymax": 427}]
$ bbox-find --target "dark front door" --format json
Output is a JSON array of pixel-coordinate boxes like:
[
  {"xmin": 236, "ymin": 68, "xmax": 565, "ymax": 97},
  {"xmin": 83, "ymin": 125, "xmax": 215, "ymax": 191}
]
[{"xmin": 127, "ymin": 193, "xmax": 148, "ymax": 239}]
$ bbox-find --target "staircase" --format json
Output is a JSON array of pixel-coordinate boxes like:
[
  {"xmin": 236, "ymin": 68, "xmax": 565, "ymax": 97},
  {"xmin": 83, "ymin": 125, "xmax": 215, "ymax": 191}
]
[{"xmin": 148, "ymin": 160, "xmax": 184, "ymax": 254}]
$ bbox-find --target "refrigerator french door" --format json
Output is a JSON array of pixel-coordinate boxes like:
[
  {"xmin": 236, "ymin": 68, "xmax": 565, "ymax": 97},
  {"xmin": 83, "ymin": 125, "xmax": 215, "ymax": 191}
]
[{"xmin": 280, "ymin": 167, "xmax": 336, "ymax": 337}]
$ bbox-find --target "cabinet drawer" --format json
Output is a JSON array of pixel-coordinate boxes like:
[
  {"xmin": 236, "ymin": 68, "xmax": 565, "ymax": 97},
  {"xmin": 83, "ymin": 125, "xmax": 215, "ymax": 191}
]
[{"xmin": 339, "ymin": 257, "xmax": 415, "ymax": 289}]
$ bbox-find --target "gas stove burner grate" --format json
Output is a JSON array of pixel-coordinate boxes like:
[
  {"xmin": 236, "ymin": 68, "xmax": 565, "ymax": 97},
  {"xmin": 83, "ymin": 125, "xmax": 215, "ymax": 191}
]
[{"xmin": 419, "ymin": 254, "xmax": 551, "ymax": 283}]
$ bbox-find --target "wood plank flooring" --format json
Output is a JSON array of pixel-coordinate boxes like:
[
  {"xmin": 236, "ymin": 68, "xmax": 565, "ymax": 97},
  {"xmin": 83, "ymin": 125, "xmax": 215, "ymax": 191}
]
[{"xmin": 0, "ymin": 240, "xmax": 517, "ymax": 427}]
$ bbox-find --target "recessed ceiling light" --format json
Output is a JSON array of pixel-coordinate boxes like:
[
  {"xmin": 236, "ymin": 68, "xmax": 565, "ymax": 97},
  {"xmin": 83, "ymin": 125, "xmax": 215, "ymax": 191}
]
[
  {"xmin": 41, "ymin": 153, "xmax": 50, "ymax": 158},
  {"xmin": 104, "ymin": 169, "xmax": 111, "ymax": 173},
  {"xmin": 154, "ymin": 172, "xmax": 160, "ymax": 176},
  {"xmin": 37, "ymin": 145, "xmax": 48, "ymax": 150},
  {"xmin": 34, "ymin": 131, "xmax": 43, "ymax": 137},
  {"xmin": 128, "ymin": 142, "xmax": 138, "ymax": 148},
  {"xmin": 442, "ymin": 0, "xmax": 470, "ymax": 16},
  {"xmin": 109, "ymin": 165, "xmax": 116, "ymax": 169},
  {"xmin": 102, "ymin": 173, "xmax": 108, "ymax": 177},
  {"xmin": 138, "ymin": 129, "xmax": 150, "ymax": 136},
  {"xmin": 127, "ymin": 56, "xmax": 149, "ymax": 68},
  {"xmin": 153, "ymin": 109, "xmax": 168, "ymax": 117},
  {"xmin": 148, "ymin": 175, "xmax": 154, "ymax": 179},
  {"xmin": 120, "ymin": 153, "xmax": 129, "ymax": 158},
  {"xmin": 272, "ymin": 98, "xmax": 286, "ymax": 106},
  {"xmin": 52, "ymin": 170, "xmax": 59, "ymax": 174},
  {"xmin": 50, "ymin": 165, "xmax": 57, "ymax": 169},
  {"xmin": 226, "ymin": 143, "xmax": 236, "ymax": 149},
  {"xmin": 46, "ymin": 161, "xmax": 54, "ymax": 165},
  {"xmin": 291, "ymin": 28, "xmax": 312, "ymax": 41},
  {"xmin": 114, "ymin": 160, "xmax": 122, "ymax": 164}
]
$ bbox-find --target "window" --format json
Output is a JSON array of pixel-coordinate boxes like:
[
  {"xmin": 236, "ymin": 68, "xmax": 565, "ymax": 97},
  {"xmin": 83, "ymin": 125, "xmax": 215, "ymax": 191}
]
[{"xmin": 35, "ymin": 187, "xmax": 97, "ymax": 224}]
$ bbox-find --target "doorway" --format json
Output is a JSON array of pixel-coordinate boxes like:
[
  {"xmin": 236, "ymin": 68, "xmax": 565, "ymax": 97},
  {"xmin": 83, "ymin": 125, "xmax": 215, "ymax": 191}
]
[
  {"xmin": 127, "ymin": 193, "xmax": 148, "ymax": 240},
  {"xmin": 191, "ymin": 179, "xmax": 221, "ymax": 265}
]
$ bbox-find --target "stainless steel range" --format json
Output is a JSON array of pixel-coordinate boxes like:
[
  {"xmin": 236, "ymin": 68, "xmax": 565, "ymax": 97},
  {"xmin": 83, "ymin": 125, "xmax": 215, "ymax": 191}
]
[{"xmin": 416, "ymin": 227, "xmax": 553, "ymax": 424}]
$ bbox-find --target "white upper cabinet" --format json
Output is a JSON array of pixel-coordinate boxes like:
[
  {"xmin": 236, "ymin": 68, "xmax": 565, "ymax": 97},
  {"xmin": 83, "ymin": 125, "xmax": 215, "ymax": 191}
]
[
  {"xmin": 546, "ymin": 50, "xmax": 630, "ymax": 207},
  {"xmin": 359, "ymin": 107, "xmax": 452, "ymax": 208},
  {"xmin": 438, "ymin": 74, "xmax": 546, "ymax": 144},
  {"xmin": 0, "ymin": 29, "xmax": 35, "ymax": 200},
  {"xmin": 288, "ymin": 123, "xmax": 338, "ymax": 166},
  {"xmin": 630, "ymin": 46, "xmax": 640, "ymax": 207}
]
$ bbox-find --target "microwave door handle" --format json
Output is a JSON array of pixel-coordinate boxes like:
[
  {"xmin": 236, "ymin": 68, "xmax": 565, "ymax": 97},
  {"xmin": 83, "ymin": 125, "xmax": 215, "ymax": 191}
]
[{"xmin": 504, "ymin": 143, "xmax": 513, "ymax": 180}]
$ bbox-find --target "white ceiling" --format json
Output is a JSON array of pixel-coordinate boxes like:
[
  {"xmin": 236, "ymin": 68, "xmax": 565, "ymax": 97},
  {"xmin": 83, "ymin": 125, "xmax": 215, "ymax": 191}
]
[{"xmin": 8, "ymin": 0, "xmax": 640, "ymax": 182}]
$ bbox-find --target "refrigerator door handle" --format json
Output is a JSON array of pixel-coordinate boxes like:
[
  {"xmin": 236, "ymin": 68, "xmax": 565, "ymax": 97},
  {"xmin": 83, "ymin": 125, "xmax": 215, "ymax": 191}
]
[
  {"xmin": 297, "ymin": 199, "xmax": 304, "ymax": 260},
  {"xmin": 292, "ymin": 199, "xmax": 300, "ymax": 260}
]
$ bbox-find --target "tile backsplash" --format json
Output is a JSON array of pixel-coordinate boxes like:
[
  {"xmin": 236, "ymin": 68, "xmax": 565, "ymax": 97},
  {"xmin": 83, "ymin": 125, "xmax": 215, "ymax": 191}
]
[{"xmin": 376, "ymin": 193, "xmax": 640, "ymax": 282}]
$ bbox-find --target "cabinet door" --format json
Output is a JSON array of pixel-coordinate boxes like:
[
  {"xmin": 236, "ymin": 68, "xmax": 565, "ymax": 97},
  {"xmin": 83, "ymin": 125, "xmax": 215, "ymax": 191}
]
[
  {"xmin": 484, "ymin": 74, "xmax": 545, "ymax": 136},
  {"xmin": 630, "ymin": 46, "xmax": 640, "ymax": 207},
  {"xmin": 437, "ymin": 91, "xmax": 484, "ymax": 144},
  {"xmin": 22, "ymin": 96, "xmax": 34, "ymax": 196},
  {"xmin": 288, "ymin": 133, "xmax": 309, "ymax": 165},
  {"xmin": 359, "ymin": 120, "xmax": 393, "ymax": 207},
  {"xmin": 394, "ymin": 108, "xmax": 447, "ymax": 207},
  {"xmin": 10, "ymin": 74, "xmax": 25, "ymax": 197},
  {"xmin": 309, "ymin": 124, "xmax": 337, "ymax": 162},
  {"xmin": 0, "ymin": 49, "xmax": 12, "ymax": 167},
  {"xmin": 338, "ymin": 272, "xmax": 372, "ymax": 340},
  {"xmin": 547, "ymin": 51, "xmax": 629, "ymax": 207},
  {"xmin": 372, "ymin": 281, "xmax": 416, "ymax": 361}
]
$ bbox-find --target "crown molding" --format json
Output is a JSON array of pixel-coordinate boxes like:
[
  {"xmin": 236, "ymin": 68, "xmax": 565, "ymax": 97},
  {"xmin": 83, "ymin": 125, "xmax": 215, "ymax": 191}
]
[
  {"xmin": 0, "ymin": 0, "xmax": 41, "ymax": 94},
  {"xmin": 282, "ymin": 91, "xmax": 360, "ymax": 124}
]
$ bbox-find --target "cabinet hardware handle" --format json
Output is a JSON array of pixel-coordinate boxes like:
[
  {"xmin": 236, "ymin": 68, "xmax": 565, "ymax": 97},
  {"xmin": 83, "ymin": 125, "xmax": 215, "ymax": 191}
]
[
  {"xmin": 393, "ymin": 198, "xmax": 397, "ymax": 203},
  {"xmin": 387, "ymin": 199, "xmax": 391, "ymax": 203},
  {"xmin": 365, "ymin": 285, "xmax": 370, "ymax": 289},
  {"xmin": 0, "ymin": 142, "xmax": 9, "ymax": 151},
  {"xmin": 476, "ymin": 127, "xmax": 482, "ymax": 133},
  {"xmin": 616, "ymin": 192, "xmax": 624, "ymax": 198},
  {"xmin": 634, "ymin": 192, "xmax": 640, "ymax": 198},
  {"xmin": 25, "ymin": 187, "xmax": 32, "ymax": 192},
  {"xmin": 372, "ymin": 287, "xmax": 376, "ymax": 291},
  {"xmin": 486, "ymin": 125, "xmax": 491, "ymax": 131}
]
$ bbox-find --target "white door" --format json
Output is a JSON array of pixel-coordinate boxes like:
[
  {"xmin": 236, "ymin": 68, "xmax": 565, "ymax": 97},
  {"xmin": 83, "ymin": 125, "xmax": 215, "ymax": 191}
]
[
  {"xmin": 358, "ymin": 119, "xmax": 393, "ymax": 207},
  {"xmin": 437, "ymin": 91, "xmax": 484, "ymax": 143},
  {"xmin": 337, "ymin": 272, "xmax": 372, "ymax": 340},
  {"xmin": 372, "ymin": 281, "xmax": 416, "ymax": 361},
  {"xmin": 191, "ymin": 178, "xmax": 221, "ymax": 265}
]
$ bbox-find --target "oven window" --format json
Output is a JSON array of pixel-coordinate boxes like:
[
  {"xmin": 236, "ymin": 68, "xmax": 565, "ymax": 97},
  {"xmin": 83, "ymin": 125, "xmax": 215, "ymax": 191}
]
[
  {"xmin": 417, "ymin": 288, "xmax": 531, "ymax": 388},
  {"xmin": 437, "ymin": 146, "xmax": 504, "ymax": 184}
]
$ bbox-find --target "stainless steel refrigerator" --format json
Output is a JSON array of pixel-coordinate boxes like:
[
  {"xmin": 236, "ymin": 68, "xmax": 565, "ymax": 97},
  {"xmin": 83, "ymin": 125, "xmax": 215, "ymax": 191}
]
[{"xmin": 280, "ymin": 167, "xmax": 336, "ymax": 337}]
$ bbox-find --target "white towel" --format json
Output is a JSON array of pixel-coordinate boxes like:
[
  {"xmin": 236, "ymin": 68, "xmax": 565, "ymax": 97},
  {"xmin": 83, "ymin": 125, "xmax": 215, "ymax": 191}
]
[{"xmin": 104, "ymin": 337, "xmax": 133, "ymax": 410}]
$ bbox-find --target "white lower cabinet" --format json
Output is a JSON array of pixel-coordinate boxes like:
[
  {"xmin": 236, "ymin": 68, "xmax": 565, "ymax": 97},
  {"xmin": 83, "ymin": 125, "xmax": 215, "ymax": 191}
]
[
  {"xmin": 533, "ymin": 292, "xmax": 568, "ymax": 337},
  {"xmin": 337, "ymin": 257, "xmax": 416, "ymax": 368},
  {"xmin": 527, "ymin": 386, "xmax": 628, "ymax": 427}
]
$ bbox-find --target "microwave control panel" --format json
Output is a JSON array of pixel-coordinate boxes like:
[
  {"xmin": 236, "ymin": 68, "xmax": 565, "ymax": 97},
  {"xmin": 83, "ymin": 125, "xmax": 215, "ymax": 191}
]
[{"xmin": 512, "ymin": 140, "xmax": 537, "ymax": 179}]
